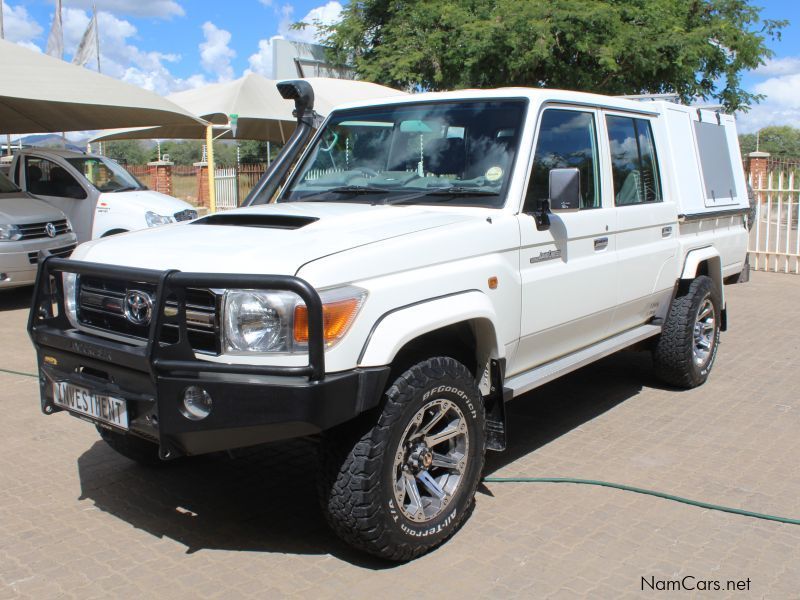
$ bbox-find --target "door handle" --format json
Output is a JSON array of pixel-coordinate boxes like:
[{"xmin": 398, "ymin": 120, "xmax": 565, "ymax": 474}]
[
  {"xmin": 594, "ymin": 237, "xmax": 609, "ymax": 251},
  {"xmin": 662, "ymin": 226, "xmax": 673, "ymax": 237}
]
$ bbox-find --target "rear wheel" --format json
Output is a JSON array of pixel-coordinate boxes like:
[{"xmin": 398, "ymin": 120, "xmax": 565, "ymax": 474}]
[
  {"xmin": 319, "ymin": 356, "xmax": 486, "ymax": 561},
  {"xmin": 653, "ymin": 275, "xmax": 721, "ymax": 388}
]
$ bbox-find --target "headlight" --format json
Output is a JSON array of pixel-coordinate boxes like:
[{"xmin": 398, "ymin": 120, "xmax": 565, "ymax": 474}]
[
  {"xmin": 224, "ymin": 290, "xmax": 296, "ymax": 353},
  {"xmin": 0, "ymin": 224, "xmax": 22, "ymax": 241},
  {"xmin": 223, "ymin": 286, "xmax": 367, "ymax": 354},
  {"xmin": 145, "ymin": 211, "xmax": 175, "ymax": 227},
  {"xmin": 63, "ymin": 272, "xmax": 80, "ymax": 329}
]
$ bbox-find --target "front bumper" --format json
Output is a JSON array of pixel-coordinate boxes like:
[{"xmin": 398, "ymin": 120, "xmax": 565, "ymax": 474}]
[
  {"xmin": 0, "ymin": 235, "xmax": 76, "ymax": 288},
  {"xmin": 29, "ymin": 256, "xmax": 389, "ymax": 458}
]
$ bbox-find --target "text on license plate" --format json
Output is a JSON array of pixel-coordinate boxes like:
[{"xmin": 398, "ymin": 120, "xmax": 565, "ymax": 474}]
[{"xmin": 53, "ymin": 382, "xmax": 129, "ymax": 430}]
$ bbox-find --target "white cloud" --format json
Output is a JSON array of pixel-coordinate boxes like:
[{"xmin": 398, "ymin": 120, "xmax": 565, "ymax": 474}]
[
  {"xmin": 281, "ymin": 1, "xmax": 342, "ymax": 43},
  {"xmin": 199, "ymin": 21, "xmax": 236, "ymax": 82},
  {"xmin": 247, "ymin": 1, "xmax": 342, "ymax": 78},
  {"xmin": 247, "ymin": 35, "xmax": 282, "ymax": 77},
  {"xmin": 56, "ymin": 8, "xmax": 207, "ymax": 95},
  {"xmin": 753, "ymin": 56, "xmax": 800, "ymax": 77},
  {"xmin": 66, "ymin": 0, "xmax": 184, "ymax": 19},
  {"xmin": 736, "ymin": 68, "xmax": 800, "ymax": 133},
  {"xmin": 2, "ymin": 2, "xmax": 44, "ymax": 50}
]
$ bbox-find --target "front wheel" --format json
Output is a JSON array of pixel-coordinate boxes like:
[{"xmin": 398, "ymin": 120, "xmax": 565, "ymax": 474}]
[
  {"xmin": 653, "ymin": 275, "xmax": 721, "ymax": 388},
  {"xmin": 319, "ymin": 357, "xmax": 486, "ymax": 561}
]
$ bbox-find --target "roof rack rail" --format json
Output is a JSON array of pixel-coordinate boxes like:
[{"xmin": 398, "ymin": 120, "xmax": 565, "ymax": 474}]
[{"xmin": 618, "ymin": 93, "xmax": 682, "ymax": 103}]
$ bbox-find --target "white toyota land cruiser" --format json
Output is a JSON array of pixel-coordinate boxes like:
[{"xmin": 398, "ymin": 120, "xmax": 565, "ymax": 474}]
[{"xmin": 29, "ymin": 81, "xmax": 749, "ymax": 561}]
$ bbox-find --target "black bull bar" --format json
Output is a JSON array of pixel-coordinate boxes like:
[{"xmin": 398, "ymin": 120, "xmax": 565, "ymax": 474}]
[
  {"xmin": 26, "ymin": 256, "xmax": 344, "ymax": 458},
  {"xmin": 28, "ymin": 256, "xmax": 326, "ymax": 381}
]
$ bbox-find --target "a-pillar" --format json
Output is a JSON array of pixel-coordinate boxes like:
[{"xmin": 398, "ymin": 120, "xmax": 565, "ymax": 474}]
[
  {"xmin": 148, "ymin": 160, "xmax": 174, "ymax": 196},
  {"xmin": 194, "ymin": 161, "xmax": 209, "ymax": 208}
]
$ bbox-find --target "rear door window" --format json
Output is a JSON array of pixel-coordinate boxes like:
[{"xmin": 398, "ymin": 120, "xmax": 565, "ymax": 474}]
[{"xmin": 606, "ymin": 116, "xmax": 662, "ymax": 206}]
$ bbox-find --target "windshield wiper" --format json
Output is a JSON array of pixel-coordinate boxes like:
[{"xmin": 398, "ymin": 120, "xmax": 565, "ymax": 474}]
[
  {"xmin": 108, "ymin": 185, "xmax": 138, "ymax": 193},
  {"xmin": 385, "ymin": 186, "xmax": 500, "ymax": 205},
  {"xmin": 423, "ymin": 186, "xmax": 500, "ymax": 196},
  {"xmin": 295, "ymin": 185, "xmax": 392, "ymax": 202}
]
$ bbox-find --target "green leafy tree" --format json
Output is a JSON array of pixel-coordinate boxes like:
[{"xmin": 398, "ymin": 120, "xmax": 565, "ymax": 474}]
[
  {"xmin": 160, "ymin": 141, "xmax": 204, "ymax": 165},
  {"xmin": 317, "ymin": 0, "xmax": 785, "ymax": 112},
  {"xmin": 103, "ymin": 140, "xmax": 149, "ymax": 165},
  {"xmin": 739, "ymin": 126, "xmax": 800, "ymax": 158}
]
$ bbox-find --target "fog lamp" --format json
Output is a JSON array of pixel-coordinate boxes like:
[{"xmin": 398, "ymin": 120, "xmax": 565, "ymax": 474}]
[{"xmin": 181, "ymin": 386, "xmax": 212, "ymax": 420}]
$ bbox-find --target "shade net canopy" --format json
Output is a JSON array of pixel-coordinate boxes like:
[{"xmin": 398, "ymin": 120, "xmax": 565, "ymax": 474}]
[
  {"xmin": 0, "ymin": 38, "xmax": 205, "ymax": 135},
  {"xmin": 90, "ymin": 74, "xmax": 407, "ymax": 143}
]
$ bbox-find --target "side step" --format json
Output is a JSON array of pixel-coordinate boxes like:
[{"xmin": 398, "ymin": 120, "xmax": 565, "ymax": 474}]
[{"xmin": 505, "ymin": 324, "xmax": 662, "ymax": 398}]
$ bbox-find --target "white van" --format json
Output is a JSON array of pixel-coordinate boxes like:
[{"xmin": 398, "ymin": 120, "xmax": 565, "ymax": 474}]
[
  {"xmin": 8, "ymin": 148, "xmax": 197, "ymax": 242},
  {"xmin": 0, "ymin": 170, "xmax": 76, "ymax": 288}
]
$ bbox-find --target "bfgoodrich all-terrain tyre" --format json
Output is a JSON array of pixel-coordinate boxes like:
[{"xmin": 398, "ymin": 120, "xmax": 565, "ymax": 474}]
[
  {"xmin": 653, "ymin": 275, "xmax": 721, "ymax": 389},
  {"xmin": 97, "ymin": 426, "xmax": 164, "ymax": 466},
  {"xmin": 319, "ymin": 357, "xmax": 486, "ymax": 561}
]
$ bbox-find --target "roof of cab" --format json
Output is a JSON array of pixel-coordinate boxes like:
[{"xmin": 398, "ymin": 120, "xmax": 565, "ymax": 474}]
[
  {"xmin": 16, "ymin": 147, "xmax": 99, "ymax": 160},
  {"xmin": 327, "ymin": 87, "xmax": 663, "ymax": 116}
]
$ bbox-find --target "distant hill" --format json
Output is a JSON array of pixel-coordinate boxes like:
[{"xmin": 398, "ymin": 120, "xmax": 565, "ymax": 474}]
[{"xmin": 13, "ymin": 133, "xmax": 88, "ymax": 152}]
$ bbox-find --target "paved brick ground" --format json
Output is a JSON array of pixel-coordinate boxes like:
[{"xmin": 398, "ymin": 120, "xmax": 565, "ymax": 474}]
[{"xmin": 1, "ymin": 273, "xmax": 799, "ymax": 599}]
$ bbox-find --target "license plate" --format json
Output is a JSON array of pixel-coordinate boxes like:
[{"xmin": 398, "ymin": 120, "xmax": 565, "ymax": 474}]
[{"xmin": 53, "ymin": 382, "xmax": 129, "ymax": 430}]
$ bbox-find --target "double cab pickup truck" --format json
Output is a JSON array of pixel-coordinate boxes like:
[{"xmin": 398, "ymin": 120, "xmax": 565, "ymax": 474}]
[{"xmin": 29, "ymin": 81, "xmax": 750, "ymax": 560}]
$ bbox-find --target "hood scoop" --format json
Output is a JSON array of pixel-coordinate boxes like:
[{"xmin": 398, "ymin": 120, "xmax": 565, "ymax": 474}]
[{"xmin": 193, "ymin": 213, "xmax": 318, "ymax": 230}]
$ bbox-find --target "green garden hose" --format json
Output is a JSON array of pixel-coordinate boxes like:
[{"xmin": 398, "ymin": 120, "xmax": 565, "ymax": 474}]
[
  {"xmin": 0, "ymin": 367, "xmax": 37, "ymax": 379},
  {"xmin": 4, "ymin": 366, "xmax": 797, "ymax": 526},
  {"xmin": 483, "ymin": 476, "xmax": 800, "ymax": 526}
]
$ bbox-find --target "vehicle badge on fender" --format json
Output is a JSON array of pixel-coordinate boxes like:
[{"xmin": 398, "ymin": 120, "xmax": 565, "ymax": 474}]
[{"xmin": 124, "ymin": 290, "xmax": 153, "ymax": 326}]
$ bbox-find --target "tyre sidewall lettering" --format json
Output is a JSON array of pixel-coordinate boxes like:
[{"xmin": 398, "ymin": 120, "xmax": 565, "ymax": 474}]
[{"xmin": 383, "ymin": 379, "xmax": 482, "ymax": 542}]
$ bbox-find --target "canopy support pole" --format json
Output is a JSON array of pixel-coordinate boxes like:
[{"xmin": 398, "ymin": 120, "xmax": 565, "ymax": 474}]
[{"xmin": 206, "ymin": 124, "xmax": 216, "ymax": 213}]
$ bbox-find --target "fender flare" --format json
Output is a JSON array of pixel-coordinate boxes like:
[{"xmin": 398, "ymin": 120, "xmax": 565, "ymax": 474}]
[
  {"xmin": 680, "ymin": 246, "xmax": 726, "ymax": 328},
  {"xmin": 358, "ymin": 291, "xmax": 504, "ymax": 368},
  {"xmin": 681, "ymin": 246, "xmax": 720, "ymax": 280}
]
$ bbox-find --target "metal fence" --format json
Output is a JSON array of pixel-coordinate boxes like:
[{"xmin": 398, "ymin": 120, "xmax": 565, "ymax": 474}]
[
  {"xmin": 214, "ymin": 167, "xmax": 239, "ymax": 211},
  {"xmin": 749, "ymin": 171, "xmax": 800, "ymax": 274}
]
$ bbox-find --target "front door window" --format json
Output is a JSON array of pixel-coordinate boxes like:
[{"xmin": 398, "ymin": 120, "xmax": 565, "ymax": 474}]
[{"xmin": 25, "ymin": 157, "xmax": 87, "ymax": 200}]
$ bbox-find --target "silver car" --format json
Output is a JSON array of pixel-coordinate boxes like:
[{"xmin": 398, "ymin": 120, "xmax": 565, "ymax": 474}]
[{"xmin": 0, "ymin": 171, "xmax": 77, "ymax": 289}]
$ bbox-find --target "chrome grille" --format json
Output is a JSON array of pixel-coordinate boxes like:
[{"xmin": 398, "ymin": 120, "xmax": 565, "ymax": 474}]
[
  {"xmin": 76, "ymin": 276, "xmax": 219, "ymax": 353},
  {"xmin": 18, "ymin": 219, "xmax": 70, "ymax": 240},
  {"xmin": 28, "ymin": 244, "xmax": 76, "ymax": 264}
]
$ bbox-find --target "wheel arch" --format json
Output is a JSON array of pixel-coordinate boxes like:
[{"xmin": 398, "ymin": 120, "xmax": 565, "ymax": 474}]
[
  {"xmin": 101, "ymin": 228, "xmax": 129, "ymax": 238},
  {"xmin": 680, "ymin": 247, "xmax": 726, "ymax": 330},
  {"xmin": 358, "ymin": 291, "xmax": 503, "ymax": 382}
]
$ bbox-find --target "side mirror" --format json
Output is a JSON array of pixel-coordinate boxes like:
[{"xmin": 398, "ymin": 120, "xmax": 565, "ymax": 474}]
[{"xmin": 549, "ymin": 168, "xmax": 581, "ymax": 212}]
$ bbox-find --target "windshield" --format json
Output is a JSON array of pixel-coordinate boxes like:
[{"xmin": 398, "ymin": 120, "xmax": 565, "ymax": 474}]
[
  {"xmin": 279, "ymin": 99, "xmax": 527, "ymax": 208},
  {"xmin": 0, "ymin": 170, "xmax": 20, "ymax": 193},
  {"xmin": 66, "ymin": 156, "xmax": 146, "ymax": 193}
]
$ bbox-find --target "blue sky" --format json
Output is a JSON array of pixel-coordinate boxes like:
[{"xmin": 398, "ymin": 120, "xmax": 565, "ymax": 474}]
[
  {"xmin": 2, "ymin": 0, "xmax": 343, "ymax": 90},
  {"xmin": 2, "ymin": 0, "xmax": 799, "ymax": 132}
]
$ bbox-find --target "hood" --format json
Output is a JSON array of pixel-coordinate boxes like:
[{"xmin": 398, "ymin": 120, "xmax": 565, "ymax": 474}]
[
  {"xmin": 98, "ymin": 189, "xmax": 194, "ymax": 215},
  {"xmin": 0, "ymin": 192, "xmax": 69, "ymax": 224},
  {"xmin": 74, "ymin": 202, "xmax": 476, "ymax": 275}
]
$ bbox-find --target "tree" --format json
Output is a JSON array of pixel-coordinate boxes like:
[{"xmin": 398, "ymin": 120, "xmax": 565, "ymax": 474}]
[
  {"xmin": 317, "ymin": 0, "xmax": 785, "ymax": 112},
  {"xmin": 739, "ymin": 126, "xmax": 800, "ymax": 158},
  {"xmin": 103, "ymin": 140, "xmax": 149, "ymax": 165}
]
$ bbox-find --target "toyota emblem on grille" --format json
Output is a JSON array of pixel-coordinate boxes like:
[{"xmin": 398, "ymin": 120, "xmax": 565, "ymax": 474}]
[
  {"xmin": 45, "ymin": 222, "xmax": 57, "ymax": 238},
  {"xmin": 124, "ymin": 290, "xmax": 153, "ymax": 326}
]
